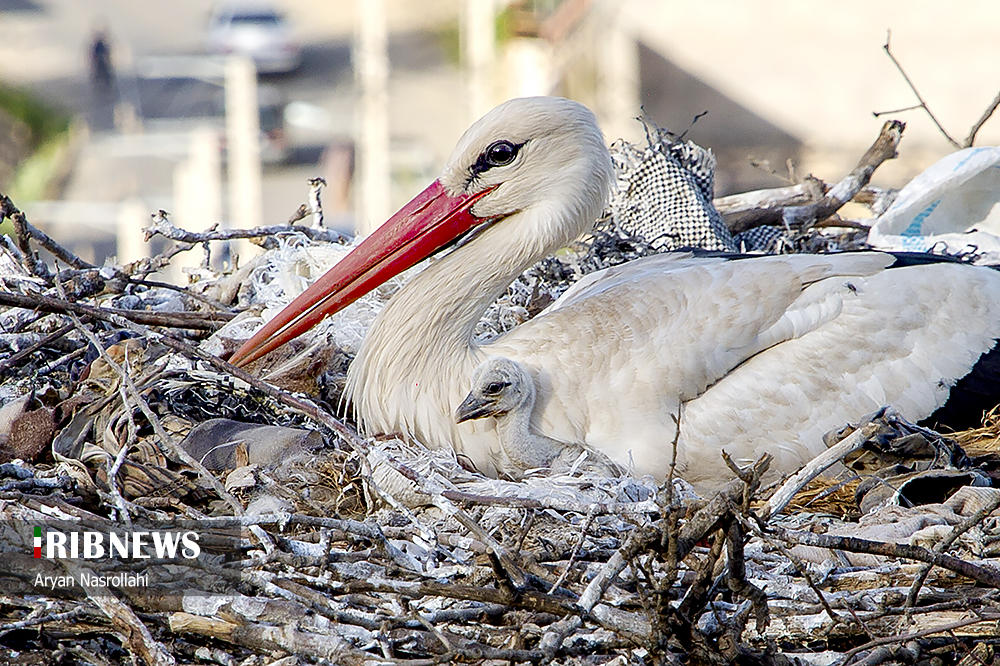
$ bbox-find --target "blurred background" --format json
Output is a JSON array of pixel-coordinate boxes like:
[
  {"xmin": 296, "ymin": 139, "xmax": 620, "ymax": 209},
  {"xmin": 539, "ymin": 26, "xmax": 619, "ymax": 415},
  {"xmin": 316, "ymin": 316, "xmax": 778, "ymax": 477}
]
[{"xmin": 1, "ymin": 0, "xmax": 999, "ymax": 279}]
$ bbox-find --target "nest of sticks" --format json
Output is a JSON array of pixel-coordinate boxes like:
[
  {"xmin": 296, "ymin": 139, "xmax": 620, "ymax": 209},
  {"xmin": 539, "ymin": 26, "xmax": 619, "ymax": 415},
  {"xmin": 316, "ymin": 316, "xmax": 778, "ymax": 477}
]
[{"xmin": 0, "ymin": 120, "xmax": 999, "ymax": 666}]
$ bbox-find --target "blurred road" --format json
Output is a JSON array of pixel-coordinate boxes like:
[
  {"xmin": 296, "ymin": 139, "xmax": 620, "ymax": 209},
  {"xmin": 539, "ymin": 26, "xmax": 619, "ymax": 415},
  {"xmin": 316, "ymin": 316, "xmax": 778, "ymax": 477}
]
[{"xmin": 0, "ymin": 0, "xmax": 464, "ymax": 245}]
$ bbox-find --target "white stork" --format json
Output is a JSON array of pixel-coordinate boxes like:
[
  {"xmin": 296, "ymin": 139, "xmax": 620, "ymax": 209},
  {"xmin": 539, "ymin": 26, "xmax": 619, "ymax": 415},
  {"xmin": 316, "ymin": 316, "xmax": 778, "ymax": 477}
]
[{"xmin": 232, "ymin": 96, "xmax": 1000, "ymax": 490}]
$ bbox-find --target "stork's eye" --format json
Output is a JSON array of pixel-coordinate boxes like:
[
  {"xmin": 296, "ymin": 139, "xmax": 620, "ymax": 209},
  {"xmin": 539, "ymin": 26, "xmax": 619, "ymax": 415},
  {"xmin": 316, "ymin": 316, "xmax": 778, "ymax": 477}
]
[
  {"xmin": 483, "ymin": 381, "xmax": 509, "ymax": 395},
  {"xmin": 485, "ymin": 140, "xmax": 518, "ymax": 166},
  {"xmin": 470, "ymin": 140, "xmax": 524, "ymax": 180}
]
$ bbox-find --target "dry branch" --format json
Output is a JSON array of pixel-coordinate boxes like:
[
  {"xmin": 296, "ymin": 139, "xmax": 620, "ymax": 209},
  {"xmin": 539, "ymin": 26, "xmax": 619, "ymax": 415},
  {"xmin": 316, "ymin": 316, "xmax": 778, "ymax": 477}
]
[
  {"xmin": 0, "ymin": 289, "xmax": 233, "ymax": 330},
  {"xmin": 964, "ymin": 90, "xmax": 1000, "ymax": 147},
  {"xmin": 880, "ymin": 30, "xmax": 960, "ymax": 149},
  {"xmin": 143, "ymin": 208, "xmax": 347, "ymax": 247},
  {"xmin": 770, "ymin": 527, "xmax": 1000, "ymax": 589},
  {"xmin": 782, "ymin": 120, "xmax": 905, "ymax": 230},
  {"xmin": 765, "ymin": 407, "xmax": 892, "ymax": 518}
]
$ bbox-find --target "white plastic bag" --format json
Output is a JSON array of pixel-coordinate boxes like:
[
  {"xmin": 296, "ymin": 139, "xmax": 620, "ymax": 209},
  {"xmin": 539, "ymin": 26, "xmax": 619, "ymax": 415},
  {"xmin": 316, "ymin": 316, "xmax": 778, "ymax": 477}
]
[{"xmin": 867, "ymin": 146, "xmax": 1000, "ymax": 262}]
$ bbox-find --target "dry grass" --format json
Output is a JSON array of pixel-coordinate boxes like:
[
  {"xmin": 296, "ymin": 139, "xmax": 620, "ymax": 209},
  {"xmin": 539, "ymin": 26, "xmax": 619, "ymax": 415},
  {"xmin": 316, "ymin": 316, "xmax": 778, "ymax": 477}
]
[{"xmin": 950, "ymin": 405, "xmax": 1000, "ymax": 457}]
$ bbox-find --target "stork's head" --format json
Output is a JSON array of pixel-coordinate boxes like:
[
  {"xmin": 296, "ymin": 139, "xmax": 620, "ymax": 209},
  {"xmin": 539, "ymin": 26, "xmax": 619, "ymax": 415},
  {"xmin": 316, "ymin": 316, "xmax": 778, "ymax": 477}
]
[
  {"xmin": 455, "ymin": 357, "xmax": 535, "ymax": 424},
  {"xmin": 440, "ymin": 97, "xmax": 612, "ymax": 227},
  {"xmin": 230, "ymin": 97, "xmax": 614, "ymax": 367}
]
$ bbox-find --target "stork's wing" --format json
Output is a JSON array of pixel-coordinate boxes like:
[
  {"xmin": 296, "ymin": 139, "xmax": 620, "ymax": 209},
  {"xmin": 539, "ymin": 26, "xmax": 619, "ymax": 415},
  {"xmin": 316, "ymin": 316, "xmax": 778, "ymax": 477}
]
[
  {"xmin": 490, "ymin": 253, "xmax": 1000, "ymax": 484},
  {"xmin": 496, "ymin": 251, "xmax": 893, "ymax": 400}
]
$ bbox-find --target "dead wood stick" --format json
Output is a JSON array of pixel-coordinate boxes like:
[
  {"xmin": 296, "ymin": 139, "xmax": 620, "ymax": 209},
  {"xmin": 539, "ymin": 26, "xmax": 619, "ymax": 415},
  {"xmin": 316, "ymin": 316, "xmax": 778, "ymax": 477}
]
[
  {"xmin": 716, "ymin": 178, "xmax": 827, "ymax": 234},
  {"xmin": 541, "ymin": 467, "xmax": 757, "ymax": 654},
  {"xmin": 0, "ymin": 198, "xmax": 94, "ymax": 271},
  {"xmin": 439, "ymin": 488, "xmax": 658, "ymax": 515},
  {"xmin": 714, "ymin": 179, "xmax": 825, "ymax": 216},
  {"xmin": 0, "ymin": 320, "xmax": 78, "ymax": 377},
  {"xmin": 2, "ymin": 196, "xmax": 53, "ymax": 279},
  {"xmin": 168, "ymin": 612, "xmax": 360, "ymax": 663},
  {"xmin": 539, "ymin": 523, "xmax": 657, "ymax": 651},
  {"xmin": 548, "ymin": 506, "xmax": 597, "ymax": 594},
  {"xmin": 0, "ymin": 289, "xmax": 234, "ymax": 330},
  {"xmin": 782, "ymin": 120, "xmax": 905, "ymax": 230},
  {"xmin": 675, "ymin": 455, "xmax": 771, "ymax": 559},
  {"xmin": 129, "ymin": 276, "xmax": 233, "ymax": 312},
  {"xmin": 764, "ymin": 407, "xmax": 891, "ymax": 519},
  {"xmin": 842, "ymin": 611, "xmax": 1000, "ymax": 665},
  {"xmin": 0, "ymin": 607, "xmax": 90, "ymax": 637},
  {"xmin": 36, "ymin": 345, "xmax": 87, "ymax": 375},
  {"xmin": 143, "ymin": 209, "xmax": 347, "ymax": 246},
  {"xmin": 153, "ymin": 513, "xmax": 413, "ymax": 569},
  {"xmin": 901, "ymin": 490, "xmax": 1000, "ymax": 621},
  {"xmin": 770, "ymin": 527, "xmax": 1000, "ymax": 589},
  {"xmin": 330, "ymin": 577, "xmax": 575, "ymax": 617},
  {"xmin": 733, "ymin": 512, "xmax": 845, "ymax": 626},
  {"xmin": 562, "ymin": 454, "xmax": 768, "ymax": 647},
  {"xmin": 171, "ymin": 611, "xmax": 550, "ymax": 665},
  {"xmin": 68, "ymin": 563, "xmax": 176, "ymax": 666},
  {"xmin": 880, "ymin": 30, "xmax": 960, "ymax": 149}
]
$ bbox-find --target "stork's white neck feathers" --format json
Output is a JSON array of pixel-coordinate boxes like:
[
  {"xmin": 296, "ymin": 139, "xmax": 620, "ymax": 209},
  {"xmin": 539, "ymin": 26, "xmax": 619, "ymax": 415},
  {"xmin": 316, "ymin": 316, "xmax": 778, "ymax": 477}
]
[{"xmin": 346, "ymin": 98, "xmax": 612, "ymax": 464}]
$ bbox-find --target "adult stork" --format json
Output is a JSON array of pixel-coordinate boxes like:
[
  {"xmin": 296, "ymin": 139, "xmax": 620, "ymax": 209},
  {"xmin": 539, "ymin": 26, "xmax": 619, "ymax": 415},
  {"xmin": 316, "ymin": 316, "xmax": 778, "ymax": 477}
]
[{"xmin": 232, "ymin": 96, "xmax": 1000, "ymax": 490}]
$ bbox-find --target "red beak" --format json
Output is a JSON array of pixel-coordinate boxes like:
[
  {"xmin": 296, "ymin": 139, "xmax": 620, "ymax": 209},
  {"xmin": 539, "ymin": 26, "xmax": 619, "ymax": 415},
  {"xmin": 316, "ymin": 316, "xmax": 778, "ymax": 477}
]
[{"xmin": 230, "ymin": 179, "xmax": 496, "ymax": 367}]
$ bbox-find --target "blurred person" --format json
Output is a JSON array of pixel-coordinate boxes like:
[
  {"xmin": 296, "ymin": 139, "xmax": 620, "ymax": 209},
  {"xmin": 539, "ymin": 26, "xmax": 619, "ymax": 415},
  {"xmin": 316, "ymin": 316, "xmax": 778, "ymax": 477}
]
[{"xmin": 90, "ymin": 28, "xmax": 115, "ymax": 97}]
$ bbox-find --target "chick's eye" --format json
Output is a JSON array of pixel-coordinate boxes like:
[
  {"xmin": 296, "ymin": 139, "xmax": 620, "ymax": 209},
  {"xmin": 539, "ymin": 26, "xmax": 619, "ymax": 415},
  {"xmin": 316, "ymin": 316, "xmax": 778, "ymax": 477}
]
[
  {"xmin": 483, "ymin": 381, "xmax": 507, "ymax": 395},
  {"xmin": 485, "ymin": 140, "xmax": 518, "ymax": 167}
]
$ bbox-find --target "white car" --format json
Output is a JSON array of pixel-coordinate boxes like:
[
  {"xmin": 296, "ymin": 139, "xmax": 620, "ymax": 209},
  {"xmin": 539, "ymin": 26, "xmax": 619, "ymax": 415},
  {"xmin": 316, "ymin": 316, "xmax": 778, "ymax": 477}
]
[{"xmin": 207, "ymin": 2, "xmax": 302, "ymax": 74}]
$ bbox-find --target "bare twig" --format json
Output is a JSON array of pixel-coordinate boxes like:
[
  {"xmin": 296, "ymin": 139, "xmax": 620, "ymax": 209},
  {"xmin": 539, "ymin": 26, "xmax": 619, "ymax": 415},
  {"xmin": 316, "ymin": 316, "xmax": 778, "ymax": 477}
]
[
  {"xmin": 68, "ymin": 562, "xmax": 176, "ymax": 666},
  {"xmin": 881, "ymin": 30, "xmax": 961, "ymax": 149},
  {"xmin": 873, "ymin": 104, "xmax": 923, "ymax": 116},
  {"xmin": 2, "ymin": 195, "xmax": 53, "ymax": 280},
  {"xmin": 287, "ymin": 203, "xmax": 309, "ymax": 225},
  {"xmin": 0, "ymin": 320, "xmax": 78, "ymax": 378},
  {"xmin": 144, "ymin": 208, "xmax": 347, "ymax": 247},
  {"xmin": 734, "ymin": 512, "xmax": 845, "ymax": 626},
  {"xmin": 0, "ymin": 607, "xmax": 91, "ymax": 638},
  {"xmin": 438, "ymin": 488, "xmax": 657, "ymax": 515},
  {"xmin": 548, "ymin": 505, "xmax": 597, "ymax": 594},
  {"xmin": 715, "ymin": 178, "xmax": 826, "ymax": 234},
  {"xmin": 964, "ymin": 90, "xmax": 1000, "ymax": 147}
]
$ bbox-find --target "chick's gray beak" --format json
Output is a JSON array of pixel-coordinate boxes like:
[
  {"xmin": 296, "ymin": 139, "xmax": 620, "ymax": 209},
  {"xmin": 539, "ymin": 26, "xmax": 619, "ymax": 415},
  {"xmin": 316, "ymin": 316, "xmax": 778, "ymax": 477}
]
[{"xmin": 455, "ymin": 393, "xmax": 496, "ymax": 423}]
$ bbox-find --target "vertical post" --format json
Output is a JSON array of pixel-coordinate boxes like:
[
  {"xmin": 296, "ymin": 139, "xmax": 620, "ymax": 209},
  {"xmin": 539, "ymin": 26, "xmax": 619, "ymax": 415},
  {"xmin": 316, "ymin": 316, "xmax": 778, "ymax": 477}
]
[
  {"xmin": 503, "ymin": 38, "xmax": 553, "ymax": 99},
  {"xmin": 170, "ymin": 126, "xmax": 223, "ymax": 284},
  {"xmin": 462, "ymin": 0, "xmax": 496, "ymax": 126},
  {"xmin": 116, "ymin": 198, "xmax": 147, "ymax": 265},
  {"xmin": 597, "ymin": 6, "xmax": 640, "ymax": 144},
  {"xmin": 225, "ymin": 55, "xmax": 263, "ymax": 265},
  {"xmin": 354, "ymin": 0, "xmax": 391, "ymax": 236}
]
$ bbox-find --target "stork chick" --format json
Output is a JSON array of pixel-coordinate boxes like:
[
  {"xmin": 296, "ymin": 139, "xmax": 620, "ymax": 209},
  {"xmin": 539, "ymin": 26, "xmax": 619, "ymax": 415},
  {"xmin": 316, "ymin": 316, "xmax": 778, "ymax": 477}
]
[{"xmin": 456, "ymin": 357, "xmax": 621, "ymax": 479}]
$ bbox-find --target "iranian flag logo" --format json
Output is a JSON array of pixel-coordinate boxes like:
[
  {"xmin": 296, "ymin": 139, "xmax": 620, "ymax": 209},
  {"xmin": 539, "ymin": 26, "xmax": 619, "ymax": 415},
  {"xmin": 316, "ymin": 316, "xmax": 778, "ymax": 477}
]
[{"xmin": 34, "ymin": 526, "xmax": 41, "ymax": 558}]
